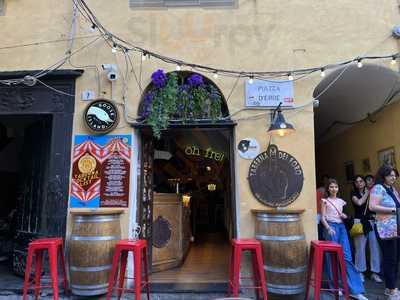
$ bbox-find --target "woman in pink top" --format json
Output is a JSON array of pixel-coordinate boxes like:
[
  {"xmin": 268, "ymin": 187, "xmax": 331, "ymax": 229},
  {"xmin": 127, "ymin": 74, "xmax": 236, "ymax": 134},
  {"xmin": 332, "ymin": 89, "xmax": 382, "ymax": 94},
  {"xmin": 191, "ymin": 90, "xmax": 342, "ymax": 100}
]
[{"xmin": 321, "ymin": 178, "xmax": 367, "ymax": 300}]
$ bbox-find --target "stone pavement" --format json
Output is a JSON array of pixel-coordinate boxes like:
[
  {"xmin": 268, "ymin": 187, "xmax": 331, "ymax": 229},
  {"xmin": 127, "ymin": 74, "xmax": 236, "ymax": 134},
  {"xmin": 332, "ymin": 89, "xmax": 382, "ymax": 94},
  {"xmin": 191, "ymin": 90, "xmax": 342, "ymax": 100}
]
[{"xmin": 0, "ymin": 276, "xmax": 391, "ymax": 300}]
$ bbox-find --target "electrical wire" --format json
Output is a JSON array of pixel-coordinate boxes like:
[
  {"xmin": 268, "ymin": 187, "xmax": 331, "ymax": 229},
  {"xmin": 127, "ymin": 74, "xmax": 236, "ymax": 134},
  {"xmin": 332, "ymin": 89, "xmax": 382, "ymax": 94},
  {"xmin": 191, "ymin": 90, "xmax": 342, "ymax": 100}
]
[
  {"xmin": 0, "ymin": 35, "xmax": 99, "ymax": 51},
  {"xmin": 74, "ymin": 0, "xmax": 400, "ymax": 81}
]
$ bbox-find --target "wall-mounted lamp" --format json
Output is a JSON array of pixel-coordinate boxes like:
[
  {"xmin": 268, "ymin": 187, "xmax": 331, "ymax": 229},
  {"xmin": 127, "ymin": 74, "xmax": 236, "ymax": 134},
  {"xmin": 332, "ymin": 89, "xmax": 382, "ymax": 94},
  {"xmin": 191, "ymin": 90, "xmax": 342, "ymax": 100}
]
[{"xmin": 267, "ymin": 102, "xmax": 295, "ymax": 137}]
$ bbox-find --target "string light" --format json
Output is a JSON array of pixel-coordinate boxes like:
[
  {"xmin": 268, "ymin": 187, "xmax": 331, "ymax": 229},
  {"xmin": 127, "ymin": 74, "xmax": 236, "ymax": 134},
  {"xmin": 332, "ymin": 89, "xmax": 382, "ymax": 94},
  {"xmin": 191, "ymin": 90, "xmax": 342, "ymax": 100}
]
[
  {"xmin": 288, "ymin": 73, "xmax": 294, "ymax": 81},
  {"xmin": 248, "ymin": 75, "xmax": 254, "ymax": 84},
  {"xmin": 4, "ymin": 0, "xmax": 399, "ymax": 89},
  {"xmin": 176, "ymin": 64, "xmax": 182, "ymax": 71},
  {"xmin": 391, "ymin": 55, "xmax": 397, "ymax": 65},
  {"xmin": 213, "ymin": 72, "xmax": 219, "ymax": 79},
  {"xmin": 89, "ymin": 23, "xmax": 97, "ymax": 33},
  {"xmin": 320, "ymin": 68, "xmax": 326, "ymax": 77},
  {"xmin": 111, "ymin": 43, "xmax": 117, "ymax": 53}
]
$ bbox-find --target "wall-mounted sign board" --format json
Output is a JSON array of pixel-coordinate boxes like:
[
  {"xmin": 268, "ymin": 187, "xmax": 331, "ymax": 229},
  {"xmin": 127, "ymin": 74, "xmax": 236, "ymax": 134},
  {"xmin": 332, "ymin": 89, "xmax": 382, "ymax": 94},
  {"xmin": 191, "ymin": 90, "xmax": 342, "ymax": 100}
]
[
  {"xmin": 245, "ymin": 80, "xmax": 294, "ymax": 107},
  {"xmin": 248, "ymin": 144, "xmax": 303, "ymax": 207},
  {"xmin": 70, "ymin": 134, "xmax": 132, "ymax": 208}
]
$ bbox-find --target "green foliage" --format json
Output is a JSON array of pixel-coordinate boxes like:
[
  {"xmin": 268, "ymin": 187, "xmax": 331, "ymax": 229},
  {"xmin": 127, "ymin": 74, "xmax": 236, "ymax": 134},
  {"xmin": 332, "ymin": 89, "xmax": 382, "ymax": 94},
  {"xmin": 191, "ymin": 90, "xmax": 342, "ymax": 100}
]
[{"xmin": 143, "ymin": 71, "xmax": 223, "ymax": 139}]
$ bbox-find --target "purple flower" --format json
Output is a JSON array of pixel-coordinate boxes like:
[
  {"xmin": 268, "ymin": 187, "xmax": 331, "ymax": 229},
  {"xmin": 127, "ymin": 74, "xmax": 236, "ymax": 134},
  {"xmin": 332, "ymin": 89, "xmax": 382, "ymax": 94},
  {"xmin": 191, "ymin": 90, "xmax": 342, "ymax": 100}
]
[
  {"xmin": 187, "ymin": 74, "xmax": 204, "ymax": 87},
  {"xmin": 141, "ymin": 91, "xmax": 154, "ymax": 118},
  {"xmin": 151, "ymin": 69, "xmax": 167, "ymax": 88}
]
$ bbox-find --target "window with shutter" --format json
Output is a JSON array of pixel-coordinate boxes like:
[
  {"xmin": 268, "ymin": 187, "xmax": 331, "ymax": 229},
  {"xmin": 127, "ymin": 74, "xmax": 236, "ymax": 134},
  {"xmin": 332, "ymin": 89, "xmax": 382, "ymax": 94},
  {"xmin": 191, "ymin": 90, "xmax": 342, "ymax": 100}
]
[
  {"xmin": 0, "ymin": 0, "xmax": 4, "ymax": 15},
  {"xmin": 129, "ymin": 0, "xmax": 236, "ymax": 8}
]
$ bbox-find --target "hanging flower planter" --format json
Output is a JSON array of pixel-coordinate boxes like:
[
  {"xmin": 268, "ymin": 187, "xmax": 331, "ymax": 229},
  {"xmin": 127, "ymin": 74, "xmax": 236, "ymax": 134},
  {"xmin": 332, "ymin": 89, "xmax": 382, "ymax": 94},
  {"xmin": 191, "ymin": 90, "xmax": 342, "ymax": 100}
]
[{"xmin": 140, "ymin": 70, "xmax": 223, "ymax": 138}]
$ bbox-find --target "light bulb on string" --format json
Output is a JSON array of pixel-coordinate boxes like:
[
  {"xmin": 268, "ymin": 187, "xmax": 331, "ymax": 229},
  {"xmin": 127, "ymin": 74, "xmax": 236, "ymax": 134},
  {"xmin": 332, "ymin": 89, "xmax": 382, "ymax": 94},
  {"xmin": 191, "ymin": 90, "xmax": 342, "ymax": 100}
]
[
  {"xmin": 248, "ymin": 75, "xmax": 254, "ymax": 84},
  {"xmin": 320, "ymin": 68, "xmax": 326, "ymax": 77},
  {"xmin": 213, "ymin": 72, "xmax": 219, "ymax": 79},
  {"xmin": 176, "ymin": 64, "xmax": 182, "ymax": 71},
  {"xmin": 288, "ymin": 73, "xmax": 294, "ymax": 81},
  {"xmin": 111, "ymin": 43, "xmax": 117, "ymax": 54},
  {"xmin": 357, "ymin": 59, "xmax": 363, "ymax": 68},
  {"xmin": 391, "ymin": 56, "xmax": 397, "ymax": 66},
  {"xmin": 89, "ymin": 23, "xmax": 97, "ymax": 33}
]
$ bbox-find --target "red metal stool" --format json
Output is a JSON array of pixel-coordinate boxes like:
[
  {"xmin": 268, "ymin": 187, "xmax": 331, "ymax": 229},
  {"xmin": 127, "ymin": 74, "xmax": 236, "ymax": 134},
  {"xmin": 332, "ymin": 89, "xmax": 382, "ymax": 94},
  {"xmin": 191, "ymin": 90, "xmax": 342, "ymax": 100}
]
[
  {"xmin": 22, "ymin": 237, "xmax": 68, "ymax": 300},
  {"xmin": 228, "ymin": 239, "xmax": 268, "ymax": 300},
  {"xmin": 305, "ymin": 240, "xmax": 350, "ymax": 300},
  {"xmin": 106, "ymin": 239, "xmax": 150, "ymax": 300}
]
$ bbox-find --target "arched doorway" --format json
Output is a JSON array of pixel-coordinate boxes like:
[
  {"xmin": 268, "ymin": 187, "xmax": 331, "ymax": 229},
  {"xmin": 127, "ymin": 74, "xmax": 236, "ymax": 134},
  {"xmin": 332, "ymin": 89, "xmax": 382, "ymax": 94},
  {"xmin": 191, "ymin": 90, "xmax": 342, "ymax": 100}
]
[
  {"xmin": 134, "ymin": 71, "xmax": 236, "ymax": 291},
  {"xmin": 312, "ymin": 62, "xmax": 400, "ymax": 297}
]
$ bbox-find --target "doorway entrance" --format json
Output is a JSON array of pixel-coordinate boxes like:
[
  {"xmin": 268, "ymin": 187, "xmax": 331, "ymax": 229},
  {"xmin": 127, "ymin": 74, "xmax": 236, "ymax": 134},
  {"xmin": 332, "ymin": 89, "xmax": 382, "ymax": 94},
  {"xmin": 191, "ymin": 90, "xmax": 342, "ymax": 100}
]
[
  {"xmin": 0, "ymin": 69, "xmax": 80, "ymax": 291},
  {"xmin": 138, "ymin": 126, "xmax": 236, "ymax": 291},
  {"xmin": 0, "ymin": 115, "xmax": 53, "ymax": 290}
]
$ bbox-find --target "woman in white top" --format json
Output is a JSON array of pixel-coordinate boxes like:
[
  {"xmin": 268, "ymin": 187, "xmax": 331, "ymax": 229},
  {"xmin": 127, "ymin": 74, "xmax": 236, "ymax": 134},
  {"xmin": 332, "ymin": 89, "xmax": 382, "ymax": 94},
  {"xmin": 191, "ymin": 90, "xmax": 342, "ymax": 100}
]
[{"xmin": 321, "ymin": 178, "xmax": 367, "ymax": 300}]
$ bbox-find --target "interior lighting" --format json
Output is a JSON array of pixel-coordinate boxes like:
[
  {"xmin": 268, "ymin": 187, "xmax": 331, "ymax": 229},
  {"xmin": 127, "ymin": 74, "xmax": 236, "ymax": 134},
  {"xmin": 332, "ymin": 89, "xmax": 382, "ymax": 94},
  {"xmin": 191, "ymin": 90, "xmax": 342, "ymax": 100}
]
[
  {"xmin": 176, "ymin": 64, "xmax": 182, "ymax": 71},
  {"xmin": 320, "ymin": 68, "xmax": 326, "ymax": 77},
  {"xmin": 207, "ymin": 184, "xmax": 216, "ymax": 191},
  {"xmin": 288, "ymin": 73, "xmax": 294, "ymax": 81},
  {"xmin": 213, "ymin": 72, "xmax": 219, "ymax": 79},
  {"xmin": 391, "ymin": 56, "xmax": 397, "ymax": 65},
  {"xmin": 357, "ymin": 59, "xmax": 363, "ymax": 68},
  {"xmin": 267, "ymin": 102, "xmax": 295, "ymax": 137}
]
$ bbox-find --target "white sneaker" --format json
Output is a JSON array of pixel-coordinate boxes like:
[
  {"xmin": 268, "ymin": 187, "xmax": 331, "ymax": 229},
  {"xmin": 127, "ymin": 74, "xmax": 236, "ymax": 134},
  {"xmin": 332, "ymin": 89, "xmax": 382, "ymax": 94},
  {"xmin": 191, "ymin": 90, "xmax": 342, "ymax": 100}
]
[
  {"xmin": 371, "ymin": 273, "xmax": 383, "ymax": 283},
  {"xmin": 350, "ymin": 294, "xmax": 368, "ymax": 300},
  {"xmin": 385, "ymin": 288, "xmax": 399, "ymax": 296},
  {"xmin": 360, "ymin": 273, "xmax": 365, "ymax": 282}
]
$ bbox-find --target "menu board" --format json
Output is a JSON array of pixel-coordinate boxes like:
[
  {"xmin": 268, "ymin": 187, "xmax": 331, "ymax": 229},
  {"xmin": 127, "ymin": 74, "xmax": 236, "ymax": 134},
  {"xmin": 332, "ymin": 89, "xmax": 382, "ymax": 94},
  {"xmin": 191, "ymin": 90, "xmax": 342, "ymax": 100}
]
[{"xmin": 70, "ymin": 134, "xmax": 132, "ymax": 208}]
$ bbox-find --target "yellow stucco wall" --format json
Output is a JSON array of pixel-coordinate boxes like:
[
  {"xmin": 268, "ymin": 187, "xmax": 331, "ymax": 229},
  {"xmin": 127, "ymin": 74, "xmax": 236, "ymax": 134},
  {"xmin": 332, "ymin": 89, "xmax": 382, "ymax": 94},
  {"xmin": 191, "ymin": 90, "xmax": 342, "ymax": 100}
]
[
  {"xmin": 0, "ymin": 0, "xmax": 399, "ymax": 247},
  {"xmin": 317, "ymin": 101, "xmax": 400, "ymax": 199}
]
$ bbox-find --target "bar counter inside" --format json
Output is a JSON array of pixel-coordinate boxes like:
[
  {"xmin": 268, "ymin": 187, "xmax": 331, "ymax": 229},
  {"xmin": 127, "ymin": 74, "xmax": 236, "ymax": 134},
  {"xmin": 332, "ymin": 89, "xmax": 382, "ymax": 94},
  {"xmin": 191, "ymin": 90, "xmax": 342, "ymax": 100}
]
[{"xmin": 152, "ymin": 192, "xmax": 191, "ymax": 272}]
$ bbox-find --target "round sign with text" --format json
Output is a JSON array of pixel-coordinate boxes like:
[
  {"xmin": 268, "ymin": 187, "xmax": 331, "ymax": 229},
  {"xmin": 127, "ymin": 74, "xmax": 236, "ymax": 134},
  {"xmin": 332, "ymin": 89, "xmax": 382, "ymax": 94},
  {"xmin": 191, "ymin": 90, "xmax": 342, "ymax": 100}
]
[
  {"xmin": 248, "ymin": 144, "xmax": 304, "ymax": 207},
  {"xmin": 84, "ymin": 99, "xmax": 119, "ymax": 134},
  {"xmin": 238, "ymin": 138, "xmax": 260, "ymax": 160}
]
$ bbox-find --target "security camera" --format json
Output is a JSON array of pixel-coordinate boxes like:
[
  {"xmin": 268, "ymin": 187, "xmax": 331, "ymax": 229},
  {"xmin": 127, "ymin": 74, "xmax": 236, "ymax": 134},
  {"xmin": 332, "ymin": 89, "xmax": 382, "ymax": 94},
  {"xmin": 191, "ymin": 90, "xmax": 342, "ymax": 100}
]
[
  {"xmin": 101, "ymin": 64, "xmax": 116, "ymax": 71},
  {"xmin": 107, "ymin": 72, "xmax": 118, "ymax": 81}
]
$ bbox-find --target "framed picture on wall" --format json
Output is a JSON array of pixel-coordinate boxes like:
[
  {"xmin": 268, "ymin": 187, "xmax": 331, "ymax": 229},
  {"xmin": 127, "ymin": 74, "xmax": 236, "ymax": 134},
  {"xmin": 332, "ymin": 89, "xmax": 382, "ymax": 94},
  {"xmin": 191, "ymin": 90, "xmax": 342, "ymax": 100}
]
[
  {"xmin": 378, "ymin": 147, "xmax": 396, "ymax": 168},
  {"xmin": 344, "ymin": 161, "xmax": 355, "ymax": 182},
  {"xmin": 362, "ymin": 158, "xmax": 371, "ymax": 173}
]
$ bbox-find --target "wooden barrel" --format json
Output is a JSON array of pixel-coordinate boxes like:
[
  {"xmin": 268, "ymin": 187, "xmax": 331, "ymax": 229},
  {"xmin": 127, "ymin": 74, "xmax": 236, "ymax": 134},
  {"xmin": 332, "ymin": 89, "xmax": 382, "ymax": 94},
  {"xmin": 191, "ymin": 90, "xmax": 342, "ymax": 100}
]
[
  {"xmin": 69, "ymin": 212, "xmax": 121, "ymax": 296},
  {"xmin": 254, "ymin": 210, "xmax": 307, "ymax": 295}
]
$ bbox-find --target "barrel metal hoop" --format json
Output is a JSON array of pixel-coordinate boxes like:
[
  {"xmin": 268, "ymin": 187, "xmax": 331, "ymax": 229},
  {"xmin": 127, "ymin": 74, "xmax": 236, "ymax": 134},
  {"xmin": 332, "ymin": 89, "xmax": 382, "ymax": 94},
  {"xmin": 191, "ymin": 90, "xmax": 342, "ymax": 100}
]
[
  {"xmin": 256, "ymin": 214, "xmax": 300, "ymax": 222},
  {"xmin": 74, "ymin": 215, "xmax": 119, "ymax": 223},
  {"xmin": 70, "ymin": 264, "xmax": 112, "ymax": 272},
  {"xmin": 256, "ymin": 234, "xmax": 305, "ymax": 241},
  {"xmin": 71, "ymin": 283, "xmax": 109, "ymax": 290},
  {"xmin": 266, "ymin": 283, "xmax": 305, "ymax": 295},
  {"xmin": 264, "ymin": 265, "xmax": 307, "ymax": 273},
  {"xmin": 71, "ymin": 283, "xmax": 108, "ymax": 296},
  {"xmin": 70, "ymin": 235, "xmax": 119, "ymax": 241}
]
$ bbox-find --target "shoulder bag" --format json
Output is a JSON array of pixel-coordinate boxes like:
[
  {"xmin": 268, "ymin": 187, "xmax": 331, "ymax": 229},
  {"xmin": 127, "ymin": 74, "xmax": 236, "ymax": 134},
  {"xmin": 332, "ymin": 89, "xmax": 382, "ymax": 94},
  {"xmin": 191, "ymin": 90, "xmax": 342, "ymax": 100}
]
[
  {"xmin": 375, "ymin": 185, "xmax": 400, "ymax": 240},
  {"xmin": 350, "ymin": 193, "xmax": 369, "ymax": 237}
]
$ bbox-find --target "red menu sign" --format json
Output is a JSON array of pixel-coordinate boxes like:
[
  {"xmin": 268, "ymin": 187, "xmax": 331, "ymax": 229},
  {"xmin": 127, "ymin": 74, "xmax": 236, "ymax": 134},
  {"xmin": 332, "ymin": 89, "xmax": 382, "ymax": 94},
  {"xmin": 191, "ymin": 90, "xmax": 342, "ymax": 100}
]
[{"xmin": 100, "ymin": 151, "xmax": 130, "ymax": 207}]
